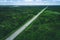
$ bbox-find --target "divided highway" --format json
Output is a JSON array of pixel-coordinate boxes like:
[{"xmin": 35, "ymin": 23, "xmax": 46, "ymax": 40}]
[{"xmin": 5, "ymin": 6, "xmax": 48, "ymax": 40}]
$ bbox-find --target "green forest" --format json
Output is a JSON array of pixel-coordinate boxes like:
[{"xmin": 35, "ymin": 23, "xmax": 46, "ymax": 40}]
[
  {"xmin": 15, "ymin": 6, "xmax": 60, "ymax": 40},
  {"xmin": 0, "ymin": 6, "xmax": 60, "ymax": 40},
  {"xmin": 0, "ymin": 6, "xmax": 45, "ymax": 40}
]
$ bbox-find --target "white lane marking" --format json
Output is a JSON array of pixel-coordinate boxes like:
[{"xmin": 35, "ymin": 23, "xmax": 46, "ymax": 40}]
[{"xmin": 5, "ymin": 6, "xmax": 48, "ymax": 40}]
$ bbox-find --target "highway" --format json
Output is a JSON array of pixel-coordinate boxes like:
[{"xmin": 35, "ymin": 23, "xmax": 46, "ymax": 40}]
[{"xmin": 5, "ymin": 6, "xmax": 48, "ymax": 40}]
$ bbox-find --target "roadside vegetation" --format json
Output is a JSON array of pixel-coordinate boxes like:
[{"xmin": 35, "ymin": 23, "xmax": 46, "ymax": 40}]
[
  {"xmin": 0, "ymin": 6, "xmax": 44, "ymax": 40},
  {"xmin": 15, "ymin": 9, "xmax": 60, "ymax": 40},
  {"xmin": 0, "ymin": 6, "xmax": 60, "ymax": 40}
]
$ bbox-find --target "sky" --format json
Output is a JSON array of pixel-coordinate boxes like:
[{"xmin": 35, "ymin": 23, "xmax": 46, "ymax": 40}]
[{"xmin": 0, "ymin": 0, "xmax": 60, "ymax": 5}]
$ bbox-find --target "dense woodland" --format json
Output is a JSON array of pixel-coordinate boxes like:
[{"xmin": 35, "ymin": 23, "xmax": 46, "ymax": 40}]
[
  {"xmin": 0, "ymin": 6, "xmax": 44, "ymax": 40},
  {"xmin": 15, "ymin": 6, "xmax": 60, "ymax": 40},
  {"xmin": 0, "ymin": 6, "xmax": 60, "ymax": 40}
]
